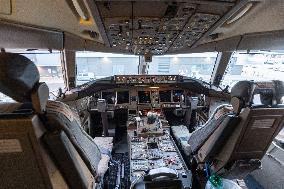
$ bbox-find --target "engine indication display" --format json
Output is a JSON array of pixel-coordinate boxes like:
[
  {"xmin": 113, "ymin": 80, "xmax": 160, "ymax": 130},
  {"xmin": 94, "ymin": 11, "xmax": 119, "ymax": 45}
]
[
  {"xmin": 159, "ymin": 90, "xmax": 172, "ymax": 102},
  {"xmin": 138, "ymin": 91, "xmax": 151, "ymax": 104}
]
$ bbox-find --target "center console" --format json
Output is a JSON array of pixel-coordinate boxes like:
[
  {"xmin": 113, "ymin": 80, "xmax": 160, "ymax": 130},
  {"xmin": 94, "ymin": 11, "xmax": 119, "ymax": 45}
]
[{"xmin": 127, "ymin": 113, "xmax": 192, "ymax": 189}]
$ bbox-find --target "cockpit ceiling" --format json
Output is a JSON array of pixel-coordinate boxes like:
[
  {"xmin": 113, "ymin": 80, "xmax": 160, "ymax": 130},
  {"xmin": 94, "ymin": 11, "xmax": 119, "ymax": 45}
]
[
  {"xmin": 98, "ymin": 1, "xmax": 235, "ymax": 55},
  {"xmin": 0, "ymin": 0, "xmax": 104, "ymax": 43},
  {"xmin": 2, "ymin": 1, "xmax": 284, "ymax": 54}
]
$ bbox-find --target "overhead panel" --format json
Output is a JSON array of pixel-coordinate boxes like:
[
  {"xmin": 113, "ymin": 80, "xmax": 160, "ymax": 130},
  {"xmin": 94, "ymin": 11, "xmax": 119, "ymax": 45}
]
[
  {"xmin": 171, "ymin": 13, "xmax": 220, "ymax": 51},
  {"xmin": 96, "ymin": 1, "xmax": 237, "ymax": 55}
]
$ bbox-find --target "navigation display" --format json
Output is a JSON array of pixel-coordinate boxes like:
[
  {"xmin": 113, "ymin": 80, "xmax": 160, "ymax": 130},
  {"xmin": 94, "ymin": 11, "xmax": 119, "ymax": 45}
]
[
  {"xmin": 173, "ymin": 90, "xmax": 184, "ymax": 102},
  {"xmin": 102, "ymin": 92, "xmax": 116, "ymax": 104},
  {"xmin": 117, "ymin": 91, "xmax": 130, "ymax": 104},
  {"xmin": 159, "ymin": 90, "xmax": 172, "ymax": 102},
  {"xmin": 138, "ymin": 91, "xmax": 151, "ymax": 104}
]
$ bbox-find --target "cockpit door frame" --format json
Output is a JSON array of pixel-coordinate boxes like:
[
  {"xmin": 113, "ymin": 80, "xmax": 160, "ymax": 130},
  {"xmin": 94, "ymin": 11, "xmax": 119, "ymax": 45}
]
[
  {"xmin": 210, "ymin": 51, "xmax": 234, "ymax": 87},
  {"xmin": 61, "ymin": 50, "xmax": 76, "ymax": 90}
]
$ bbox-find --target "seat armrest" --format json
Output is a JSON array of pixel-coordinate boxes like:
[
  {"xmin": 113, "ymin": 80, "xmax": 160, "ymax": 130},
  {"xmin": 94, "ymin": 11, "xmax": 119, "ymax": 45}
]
[{"xmin": 93, "ymin": 137, "xmax": 113, "ymax": 154}]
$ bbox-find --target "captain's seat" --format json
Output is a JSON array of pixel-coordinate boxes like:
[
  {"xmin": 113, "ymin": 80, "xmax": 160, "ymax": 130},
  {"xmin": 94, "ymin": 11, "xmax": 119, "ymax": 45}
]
[
  {"xmin": 0, "ymin": 53, "xmax": 111, "ymax": 189},
  {"xmin": 194, "ymin": 80, "xmax": 284, "ymax": 179}
]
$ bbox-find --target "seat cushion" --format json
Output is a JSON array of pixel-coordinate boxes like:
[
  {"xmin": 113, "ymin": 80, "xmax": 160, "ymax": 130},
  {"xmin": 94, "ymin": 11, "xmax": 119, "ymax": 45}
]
[
  {"xmin": 180, "ymin": 140, "xmax": 191, "ymax": 156},
  {"xmin": 171, "ymin": 125, "xmax": 191, "ymax": 144},
  {"xmin": 188, "ymin": 105, "xmax": 233, "ymax": 154},
  {"xmin": 97, "ymin": 154, "xmax": 111, "ymax": 177},
  {"xmin": 46, "ymin": 100, "xmax": 102, "ymax": 176},
  {"xmin": 43, "ymin": 131, "xmax": 95, "ymax": 189},
  {"xmin": 93, "ymin": 137, "xmax": 113, "ymax": 154},
  {"xmin": 171, "ymin": 125, "xmax": 191, "ymax": 156},
  {"xmin": 93, "ymin": 137, "xmax": 113, "ymax": 178}
]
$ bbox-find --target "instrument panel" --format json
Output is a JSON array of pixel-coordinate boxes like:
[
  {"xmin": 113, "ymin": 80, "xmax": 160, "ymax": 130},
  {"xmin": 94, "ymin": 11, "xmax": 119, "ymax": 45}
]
[
  {"xmin": 92, "ymin": 87, "xmax": 187, "ymax": 111},
  {"xmin": 85, "ymin": 75, "xmax": 207, "ymax": 119},
  {"xmin": 86, "ymin": 80, "xmax": 206, "ymax": 118},
  {"xmin": 97, "ymin": 89, "xmax": 186, "ymax": 105}
]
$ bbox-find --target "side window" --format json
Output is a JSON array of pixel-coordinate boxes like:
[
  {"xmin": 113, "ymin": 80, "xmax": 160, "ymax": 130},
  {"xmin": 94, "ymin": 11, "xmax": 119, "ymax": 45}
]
[
  {"xmin": 23, "ymin": 52, "xmax": 65, "ymax": 94},
  {"xmin": 221, "ymin": 52, "xmax": 284, "ymax": 90},
  {"xmin": 0, "ymin": 93, "xmax": 14, "ymax": 103},
  {"xmin": 0, "ymin": 49, "xmax": 65, "ymax": 101}
]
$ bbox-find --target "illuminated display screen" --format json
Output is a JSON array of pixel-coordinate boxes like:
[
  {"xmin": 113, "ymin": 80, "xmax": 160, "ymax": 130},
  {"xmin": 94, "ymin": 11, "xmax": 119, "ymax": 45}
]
[
  {"xmin": 159, "ymin": 90, "xmax": 172, "ymax": 102},
  {"xmin": 173, "ymin": 90, "xmax": 184, "ymax": 102},
  {"xmin": 117, "ymin": 91, "xmax": 130, "ymax": 104},
  {"xmin": 102, "ymin": 92, "xmax": 116, "ymax": 104},
  {"xmin": 138, "ymin": 91, "xmax": 151, "ymax": 104}
]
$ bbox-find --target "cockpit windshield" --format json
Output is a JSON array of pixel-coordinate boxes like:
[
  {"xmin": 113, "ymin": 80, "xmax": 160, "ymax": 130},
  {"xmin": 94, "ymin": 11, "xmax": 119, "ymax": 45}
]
[
  {"xmin": 76, "ymin": 52, "xmax": 139, "ymax": 85},
  {"xmin": 148, "ymin": 53, "xmax": 217, "ymax": 81},
  {"xmin": 221, "ymin": 51, "xmax": 284, "ymax": 90},
  {"xmin": 76, "ymin": 52, "xmax": 217, "ymax": 85}
]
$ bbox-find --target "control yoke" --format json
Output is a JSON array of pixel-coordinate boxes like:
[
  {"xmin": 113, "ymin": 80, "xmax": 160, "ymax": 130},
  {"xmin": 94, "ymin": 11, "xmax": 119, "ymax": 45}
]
[
  {"xmin": 130, "ymin": 167, "xmax": 178, "ymax": 189},
  {"xmin": 144, "ymin": 167, "xmax": 178, "ymax": 181}
]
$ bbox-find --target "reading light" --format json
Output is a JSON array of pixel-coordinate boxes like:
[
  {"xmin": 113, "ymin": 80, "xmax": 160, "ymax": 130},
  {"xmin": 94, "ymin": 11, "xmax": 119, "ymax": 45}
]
[
  {"xmin": 226, "ymin": 2, "xmax": 253, "ymax": 25},
  {"xmin": 79, "ymin": 18, "xmax": 92, "ymax": 26},
  {"xmin": 149, "ymin": 86, "xmax": 160, "ymax": 89}
]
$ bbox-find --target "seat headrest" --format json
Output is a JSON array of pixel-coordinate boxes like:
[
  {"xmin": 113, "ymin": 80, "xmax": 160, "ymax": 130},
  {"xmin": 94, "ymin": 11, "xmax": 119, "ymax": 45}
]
[
  {"xmin": 273, "ymin": 80, "xmax": 284, "ymax": 104},
  {"xmin": 253, "ymin": 80, "xmax": 284, "ymax": 106},
  {"xmin": 258, "ymin": 89, "xmax": 274, "ymax": 106},
  {"xmin": 231, "ymin": 80, "xmax": 284, "ymax": 111},
  {"xmin": 231, "ymin": 80, "xmax": 256, "ymax": 106},
  {"xmin": 0, "ymin": 53, "xmax": 40, "ymax": 102}
]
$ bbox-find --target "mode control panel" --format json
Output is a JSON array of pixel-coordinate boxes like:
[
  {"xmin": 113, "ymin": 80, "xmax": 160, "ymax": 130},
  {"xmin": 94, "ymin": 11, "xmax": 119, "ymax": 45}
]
[{"xmin": 115, "ymin": 75, "xmax": 183, "ymax": 84}]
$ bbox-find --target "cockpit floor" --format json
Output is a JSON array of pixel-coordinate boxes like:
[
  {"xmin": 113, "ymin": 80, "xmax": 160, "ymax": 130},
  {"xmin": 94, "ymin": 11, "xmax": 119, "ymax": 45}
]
[{"xmin": 244, "ymin": 175, "xmax": 264, "ymax": 189}]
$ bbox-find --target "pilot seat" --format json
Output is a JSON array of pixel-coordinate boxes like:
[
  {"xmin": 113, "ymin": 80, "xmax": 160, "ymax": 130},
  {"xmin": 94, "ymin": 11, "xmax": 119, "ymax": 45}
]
[
  {"xmin": 172, "ymin": 80, "xmax": 284, "ymax": 180},
  {"xmin": 0, "ymin": 53, "xmax": 113, "ymax": 189}
]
